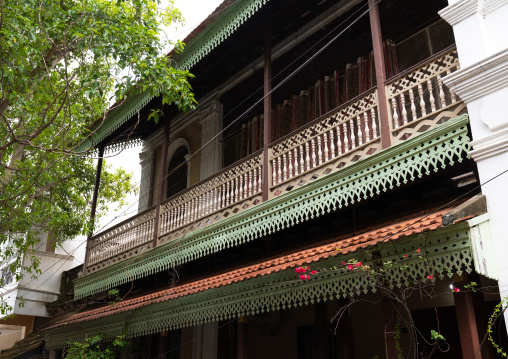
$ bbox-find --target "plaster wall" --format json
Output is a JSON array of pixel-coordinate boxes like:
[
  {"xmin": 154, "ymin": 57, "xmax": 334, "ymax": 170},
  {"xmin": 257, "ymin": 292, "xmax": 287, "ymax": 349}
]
[
  {"xmin": 0, "ymin": 315, "xmax": 34, "ymax": 336},
  {"xmin": 180, "ymin": 326, "xmax": 193, "ymax": 359},
  {"xmin": 0, "ymin": 325, "xmax": 25, "ymax": 353},
  {"xmin": 149, "ymin": 122, "xmax": 202, "ymax": 208},
  {"xmin": 349, "ymin": 297, "xmax": 386, "ymax": 359},
  {"xmin": 246, "ymin": 305, "xmax": 313, "ymax": 359},
  {"xmin": 440, "ymin": 0, "xmax": 508, "ymax": 330}
]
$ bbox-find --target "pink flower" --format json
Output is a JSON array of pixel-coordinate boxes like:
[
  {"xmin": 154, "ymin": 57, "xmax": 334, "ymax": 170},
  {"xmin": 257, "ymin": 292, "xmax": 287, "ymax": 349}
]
[
  {"xmin": 417, "ymin": 248, "xmax": 421, "ymax": 254},
  {"xmin": 427, "ymin": 275, "xmax": 434, "ymax": 279},
  {"xmin": 342, "ymin": 261, "xmax": 346, "ymax": 265},
  {"xmin": 295, "ymin": 266, "xmax": 308, "ymax": 274},
  {"xmin": 356, "ymin": 262, "xmax": 362, "ymax": 267},
  {"xmin": 299, "ymin": 274, "xmax": 310, "ymax": 281},
  {"xmin": 311, "ymin": 270, "xmax": 318, "ymax": 275},
  {"xmin": 453, "ymin": 287, "xmax": 460, "ymax": 293},
  {"xmin": 405, "ymin": 254, "xmax": 409, "ymax": 258},
  {"xmin": 347, "ymin": 265, "xmax": 354, "ymax": 271}
]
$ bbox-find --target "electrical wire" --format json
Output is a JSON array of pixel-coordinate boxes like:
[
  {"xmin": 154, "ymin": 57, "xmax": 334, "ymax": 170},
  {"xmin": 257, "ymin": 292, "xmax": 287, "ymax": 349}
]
[
  {"xmin": 92, "ymin": 0, "xmax": 376, "ymax": 235},
  {"xmin": 1, "ymin": 0, "xmax": 378, "ymax": 306}
]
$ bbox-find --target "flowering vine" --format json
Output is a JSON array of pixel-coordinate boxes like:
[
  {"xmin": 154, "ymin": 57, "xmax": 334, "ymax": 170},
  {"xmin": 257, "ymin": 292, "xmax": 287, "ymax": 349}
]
[{"xmin": 295, "ymin": 266, "xmax": 318, "ymax": 281}]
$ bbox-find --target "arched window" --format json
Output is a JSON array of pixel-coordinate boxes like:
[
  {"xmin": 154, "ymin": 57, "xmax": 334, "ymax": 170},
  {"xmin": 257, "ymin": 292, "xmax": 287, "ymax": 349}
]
[{"xmin": 167, "ymin": 145, "xmax": 189, "ymax": 199}]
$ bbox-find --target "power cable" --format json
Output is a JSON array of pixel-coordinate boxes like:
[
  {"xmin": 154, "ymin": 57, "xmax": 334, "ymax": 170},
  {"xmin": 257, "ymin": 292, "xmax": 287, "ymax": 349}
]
[{"xmin": 92, "ymin": 0, "xmax": 375, "ymax": 235}]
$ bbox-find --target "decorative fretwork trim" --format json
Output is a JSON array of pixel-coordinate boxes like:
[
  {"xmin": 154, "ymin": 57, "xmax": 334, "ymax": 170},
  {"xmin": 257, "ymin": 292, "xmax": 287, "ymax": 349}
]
[
  {"xmin": 77, "ymin": 91, "xmax": 154, "ymax": 152},
  {"xmin": 78, "ymin": 0, "xmax": 271, "ymax": 152},
  {"xmin": 47, "ymin": 224, "xmax": 474, "ymax": 349},
  {"xmin": 74, "ymin": 115, "xmax": 470, "ymax": 299},
  {"xmin": 174, "ymin": 0, "xmax": 270, "ymax": 71}
]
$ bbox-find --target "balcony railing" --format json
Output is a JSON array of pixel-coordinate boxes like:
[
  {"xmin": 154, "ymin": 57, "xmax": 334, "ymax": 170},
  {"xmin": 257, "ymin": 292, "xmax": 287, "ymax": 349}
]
[
  {"xmin": 158, "ymin": 152, "xmax": 263, "ymax": 245},
  {"xmin": 86, "ymin": 206, "xmax": 156, "ymax": 271},
  {"xmin": 386, "ymin": 48, "xmax": 465, "ymax": 144},
  {"xmin": 84, "ymin": 48, "xmax": 466, "ymax": 276},
  {"xmin": 268, "ymin": 89, "xmax": 381, "ymax": 197}
]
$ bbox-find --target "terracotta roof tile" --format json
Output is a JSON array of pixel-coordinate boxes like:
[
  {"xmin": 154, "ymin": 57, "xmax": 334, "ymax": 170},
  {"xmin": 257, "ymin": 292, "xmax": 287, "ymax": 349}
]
[{"xmin": 48, "ymin": 207, "xmax": 453, "ymax": 330}]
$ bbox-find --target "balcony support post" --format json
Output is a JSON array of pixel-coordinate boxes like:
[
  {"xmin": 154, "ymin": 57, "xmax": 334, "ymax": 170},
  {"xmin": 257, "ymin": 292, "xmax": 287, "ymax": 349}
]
[
  {"xmin": 262, "ymin": 19, "xmax": 272, "ymax": 201},
  {"xmin": 83, "ymin": 144, "xmax": 104, "ymax": 273},
  {"xmin": 153, "ymin": 118, "xmax": 171, "ymax": 247},
  {"xmin": 237, "ymin": 316, "xmax": 248, "ymax": 359},
  {"xmin": 382, "ymin": 295, "xmax": 398, "ymax": 359},
  {"xmin": 368, "ymin": 0, "xmax": 391, "ymax": 149},
  {"xmin": 454, "ymin": 283, "xmax": 483, "ymax": 359}
]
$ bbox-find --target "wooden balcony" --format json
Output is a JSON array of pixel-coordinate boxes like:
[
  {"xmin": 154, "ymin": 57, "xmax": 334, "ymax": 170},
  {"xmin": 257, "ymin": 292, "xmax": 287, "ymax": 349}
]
[{"xmin": 84, "ymin": 48, "xmax": 466, "ymax": 276}]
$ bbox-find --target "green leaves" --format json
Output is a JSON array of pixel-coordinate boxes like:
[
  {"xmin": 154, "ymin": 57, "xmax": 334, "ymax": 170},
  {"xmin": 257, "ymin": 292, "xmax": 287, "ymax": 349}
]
[
  {"xmin": 430, "ymin": 330, "xmax": 446, "ymax": 342},
  {"xmin": 0, "ymin": 0, "xmax": 193, "ymax": 314},
  {"xmin": 65, "ymin": 334, "xmax": 127, "ymax": 359}
]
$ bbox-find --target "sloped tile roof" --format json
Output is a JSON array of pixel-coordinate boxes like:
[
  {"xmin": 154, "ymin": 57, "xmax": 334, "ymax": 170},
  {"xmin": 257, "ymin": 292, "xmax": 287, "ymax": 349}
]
[{"xmin": 48, "ymin": 207, "xmax": 449, "ymax": 329}]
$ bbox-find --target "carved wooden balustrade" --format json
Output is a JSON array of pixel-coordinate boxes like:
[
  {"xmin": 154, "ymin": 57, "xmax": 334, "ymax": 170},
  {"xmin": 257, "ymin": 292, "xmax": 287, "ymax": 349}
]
[
  {"xmin": 386, "ymin": 47, "xmax": 466, "ymax": 144},
  {"xmin": 85, "ymin": 206, "xmax": 156, "ymax": 274},
  {"xmin": 268, "ymin": 89, "xmax": 382, "ymax": 196},
  {"xmin": 157, "ymin": 152, "xmax": 263, "ymax": 245},
  {"xmin": 84, "ymin": 49, "xmax": 467, "ymax": 275}
]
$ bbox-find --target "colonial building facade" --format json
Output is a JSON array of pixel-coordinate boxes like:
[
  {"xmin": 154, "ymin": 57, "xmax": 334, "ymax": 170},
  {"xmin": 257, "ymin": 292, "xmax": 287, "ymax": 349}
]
[{"xmin": 5, "ymin": 0, "xmax": 508, "ymax": 358}]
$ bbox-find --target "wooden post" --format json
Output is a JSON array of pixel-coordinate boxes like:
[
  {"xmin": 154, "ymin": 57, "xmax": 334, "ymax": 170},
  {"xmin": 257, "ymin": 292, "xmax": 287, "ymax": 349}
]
[
  {"xmin": 454, "ymin": 289, "xmax": 483, "ymax": 359},
  {"xmin": 336, "ymin": 300, "xmax": 356, "ymax": 359},
  {"xmin": 153, "ymin": 118, "xmax": 171, "ymax": 247},
  {"xmin": 381, "ymin": 296, "xmax": 398, "ymax": 359},
  {"xmin": 368, "ymin": 0, "xmax": 391, "ymax": 149},
  {"xmin": 237, "ymin": 316, "xmax": 248, "ymax": 359},
  {"xmin": 83, "ymin": 145, "xmax": 104, "ymax": 273},
  {"xmin": 470, "ymin": 273, "xmax": 497, "ymax": 359},
  {"xmin": 159, "ymin": 331, "xmax": 169, "ymax": 359},
  {"xmin": 262, "ymin": 20, "xmax": 272, "ymax": 202},
  {"xmin": 314, "ymin": 301, "xmax": 330, "ymax": 359}
]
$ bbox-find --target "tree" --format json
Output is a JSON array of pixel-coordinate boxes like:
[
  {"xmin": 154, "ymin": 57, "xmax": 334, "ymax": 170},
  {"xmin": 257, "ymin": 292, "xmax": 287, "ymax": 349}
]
[
  {"xmin": 0, "ymin": 0, "xmax": 196, "ymax": 314},
  {"xmin": 65, "ymin": 334, "xmax": 127, "ymax": 359}
]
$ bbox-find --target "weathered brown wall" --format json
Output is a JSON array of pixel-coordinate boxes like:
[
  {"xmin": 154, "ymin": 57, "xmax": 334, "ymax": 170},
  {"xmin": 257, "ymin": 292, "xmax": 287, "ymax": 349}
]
[{"xmin": 150, "ymin": 120, "xmax": 203, "ymax": 207}]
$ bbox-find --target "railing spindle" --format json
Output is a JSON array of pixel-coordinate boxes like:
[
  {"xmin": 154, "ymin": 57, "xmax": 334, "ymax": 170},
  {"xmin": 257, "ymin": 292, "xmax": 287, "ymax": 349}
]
[
  {"xmin": 427, "ymin": 79, "xmax": 436, "ymax": 113},
  {"xmin": 409, "ymin": 88, "xmax": 417, "ymax": 122}
]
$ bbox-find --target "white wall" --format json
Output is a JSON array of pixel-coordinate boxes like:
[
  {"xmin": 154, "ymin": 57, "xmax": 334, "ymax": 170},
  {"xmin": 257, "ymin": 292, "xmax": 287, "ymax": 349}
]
[{"xmin": 440, "ymin": 0, "xmax": 508, "ymax": 328}]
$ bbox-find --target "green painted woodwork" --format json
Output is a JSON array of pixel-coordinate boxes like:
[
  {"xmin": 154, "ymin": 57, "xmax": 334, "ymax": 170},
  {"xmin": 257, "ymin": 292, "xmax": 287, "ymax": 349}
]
[
  {"xmin": 46, "ymin": 223, "xmax": 474, "ymax": 349},
  {"xmin": 79, "ymin": 0, "xmax": 271, "ymax": 151},
  {"xmin": 173, "ymin": 0, "xmax": 271, "ymax": 71},
  {"xmin": 77, "ymin": 92, "xmax": 153, "ymax": 151},
  {"xmin": 468, "ymin": 214, "xmax": 498, "ymax": 279},
  {"xmin": 74, "ymin": 115, "xmax": 471, "ymax": 299}
]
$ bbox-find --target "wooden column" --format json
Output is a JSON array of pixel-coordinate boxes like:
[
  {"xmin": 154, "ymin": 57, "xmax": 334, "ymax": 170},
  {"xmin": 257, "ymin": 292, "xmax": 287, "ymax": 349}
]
[
  {"xmin": 368, "ymin": 0, "xmax": 391, "ymax": 149},
  {"xmin": 336, "ymin": 301, "xmax": 356, "ymax": 359},
  {"xmin": 159, "ymin": 331, "xmax": 169, "ymax": 359},
  {"xmin": 381, "ymin": 296, "xmax": 398, "ymax": 359},
  {"xmin": 314, "ymin": 301, "xmax": 330, "ymax": 359},
  {"xmin": 83, "ymin": 144, "xmax": 104, "ymax": 273},
  {"xmin": 262, "ymin": 20, "xmax": 272, "ymax": 202},
  {"xmin": 153, "ymin": 118, "xmax": 171, "ymax": 247},
  {"xmin": 237, "ymin": 316, "xmax": 248, "ymax": 359},
  {"xmin": 469, "ymin": 274, "xmax": 497, "ymax": 359},
  {"xmin": 454, "ymin": 289, "xmax": 483, "ymax": 359}
]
